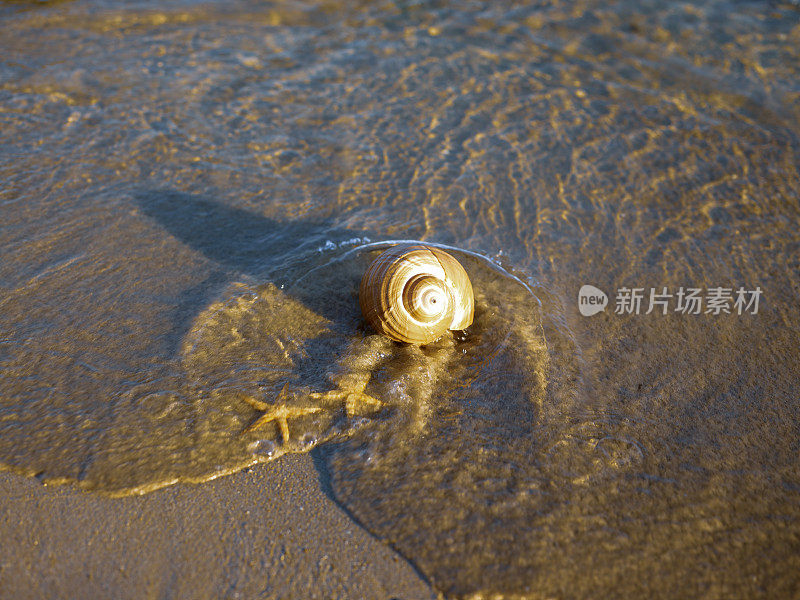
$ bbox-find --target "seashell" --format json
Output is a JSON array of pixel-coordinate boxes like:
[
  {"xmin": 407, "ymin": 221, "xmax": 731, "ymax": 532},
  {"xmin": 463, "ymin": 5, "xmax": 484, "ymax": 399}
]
[{"xmin": 359, "ymin": 244, "xmax": 474, "ymax": 344}]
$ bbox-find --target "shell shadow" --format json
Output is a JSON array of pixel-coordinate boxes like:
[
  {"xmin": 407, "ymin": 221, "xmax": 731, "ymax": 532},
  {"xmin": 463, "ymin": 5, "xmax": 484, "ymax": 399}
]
[{"xmin": 132, "ymin": 188, "xmax": 373, "ymax": 352}]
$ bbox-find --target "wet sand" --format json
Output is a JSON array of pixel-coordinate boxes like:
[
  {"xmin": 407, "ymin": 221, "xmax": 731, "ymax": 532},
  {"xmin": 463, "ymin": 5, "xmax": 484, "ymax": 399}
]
[{"xmin": 0, "ymin": 453, "xmax": 433, "ymax": 599}]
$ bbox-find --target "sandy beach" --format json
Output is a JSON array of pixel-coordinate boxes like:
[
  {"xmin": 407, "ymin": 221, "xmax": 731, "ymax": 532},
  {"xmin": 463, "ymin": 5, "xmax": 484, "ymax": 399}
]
[{"xmin": 0, "ymin": 454, "xmax": 433, "ymax": 599}]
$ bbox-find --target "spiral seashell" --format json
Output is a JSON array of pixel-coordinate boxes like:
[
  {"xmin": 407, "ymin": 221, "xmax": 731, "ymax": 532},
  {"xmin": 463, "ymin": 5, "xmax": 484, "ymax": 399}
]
[{"xmin": 359, "ymin": 244, "xmax": 474, "ymax": 344}]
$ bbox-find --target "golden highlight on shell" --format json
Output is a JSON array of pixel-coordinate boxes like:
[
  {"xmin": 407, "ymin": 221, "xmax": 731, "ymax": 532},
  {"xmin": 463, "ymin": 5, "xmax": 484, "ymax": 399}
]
[{"xmin": 359, "ymin": 244, "xmax": 474, "ymax": 344}]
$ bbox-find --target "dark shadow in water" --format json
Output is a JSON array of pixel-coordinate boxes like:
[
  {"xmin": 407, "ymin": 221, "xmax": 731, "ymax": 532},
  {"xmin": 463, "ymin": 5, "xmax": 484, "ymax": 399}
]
[
  {"xmin": 135, "ymin": 189, "xmax": 339, "ymax": 276},
  {"xmin": 310, "ymin": 444, "xmax": 433, "ymax": 592},
  {"xmin": 133, "ymin": 188, "xmax": 371, "ymax": 330},
  {"xmin": 158, "ymin": 268, "xmax": 231, "ymax": 357}
]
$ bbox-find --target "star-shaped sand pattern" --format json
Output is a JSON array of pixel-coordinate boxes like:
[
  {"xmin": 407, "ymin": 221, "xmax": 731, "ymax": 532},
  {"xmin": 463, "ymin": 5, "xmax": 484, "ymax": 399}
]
[
  {"xmin": 308, "ymin": 378, "xmax": 383, "ymax": 418},
  {"xmin": 242, "ymin": 378, "xmax": 384, "ymax": 444},
  {"xmin": 242, "ymin": 383, "xmax": 321, "ymax": 443}
]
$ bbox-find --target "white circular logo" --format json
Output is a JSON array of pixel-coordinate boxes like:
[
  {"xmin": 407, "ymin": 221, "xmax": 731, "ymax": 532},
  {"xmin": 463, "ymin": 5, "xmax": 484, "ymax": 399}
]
[{"xmin": 578, "ymin": 285, "xmax": 608, "ymax": 316}]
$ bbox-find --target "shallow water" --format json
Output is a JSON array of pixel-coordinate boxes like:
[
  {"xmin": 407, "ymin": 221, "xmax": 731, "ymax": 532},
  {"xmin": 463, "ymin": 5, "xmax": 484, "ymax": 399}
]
[{"xmin": 2, "ymin": 0, "xmax": 800, "ymax": 596}]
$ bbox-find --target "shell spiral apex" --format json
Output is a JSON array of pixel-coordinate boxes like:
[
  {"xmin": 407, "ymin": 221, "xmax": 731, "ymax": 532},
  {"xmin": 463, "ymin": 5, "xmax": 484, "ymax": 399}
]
[{"xmin": 359, "ymin": 244, "xmax": 474, "ymax": 344}]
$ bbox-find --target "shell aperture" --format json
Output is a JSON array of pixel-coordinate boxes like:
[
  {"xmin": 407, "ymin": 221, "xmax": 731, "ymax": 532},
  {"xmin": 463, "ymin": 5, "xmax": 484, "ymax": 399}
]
[{"xmin": 359, "ymin": 244, "xmax": 474, "ymax": 344}]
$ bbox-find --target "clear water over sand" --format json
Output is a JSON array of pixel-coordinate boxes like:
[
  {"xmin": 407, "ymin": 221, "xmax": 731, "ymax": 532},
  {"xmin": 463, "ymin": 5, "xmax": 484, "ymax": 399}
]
[{"xmin": 1, "ymin": 0, "xmax": 799, "ymax": 596}]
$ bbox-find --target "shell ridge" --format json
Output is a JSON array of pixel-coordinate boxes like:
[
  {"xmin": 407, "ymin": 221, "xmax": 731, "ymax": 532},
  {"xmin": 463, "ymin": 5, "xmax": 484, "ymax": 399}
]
[{"xmin": 359, "ymin": 243, "xmax": 474, "ymax": 344}]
